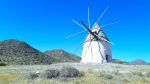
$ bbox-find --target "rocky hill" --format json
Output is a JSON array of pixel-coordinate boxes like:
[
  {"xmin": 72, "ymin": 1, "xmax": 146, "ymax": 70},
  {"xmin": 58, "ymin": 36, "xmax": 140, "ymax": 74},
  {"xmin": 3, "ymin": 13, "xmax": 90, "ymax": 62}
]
[
  {"xmin": 0, "ymin": 39, "xmax": 57, "ymax": 65},
  {"xmin": 44, "ymin": 49, "xmax": 81, "ymax": 62},
  {"xmin": 128, "ymin": 59, "xmax": 150, "ymax": 65},
  {"xmin": 111, "ymin": 59, "xmax": 127, "ymax": 64},
  {"xmin": 111, "ymin": 59, "xmax": 150, "ymax": 65},
  {"xmin": 0, "ymin": 39, "xmax": 81, "ymax": 65}
]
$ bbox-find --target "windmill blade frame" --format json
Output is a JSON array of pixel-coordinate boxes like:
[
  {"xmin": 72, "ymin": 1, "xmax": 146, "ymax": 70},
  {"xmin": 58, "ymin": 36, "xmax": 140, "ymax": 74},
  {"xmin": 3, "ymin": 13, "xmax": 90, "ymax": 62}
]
[
  {"xmin": 97, "ymin": 41, "xmax": 105, "ymax": 60},
  {"xmin": 72, "ymin": 19, "xmax": 86, "ymax": 30},
  {"xmin": 83, "ymin": 40, "xmax": 92, "ymax": 60},
  {"xmin": 81, "ymin": 20, "xmax": 114, "ymax": 45},
  {"xmin": 73, "ymin": 34, "xmax": 87, "ymax": 55},
  {"xmin": 99, "ymin": 36, "xmax": 114, "ymax": 45},
  {"xmin": 81, "ymin": 20, "xmax": 99, "ymax": 40},
  {"xmin": 97, "ymin": 6, "xmax": 109, "ymax": 23},
  {"xmin": 65, "ymin": 30, "xmax": 87, "ymax": 39},
  {"xmin": 88, "ymin": 8, "xmax": 90, "ymax": 29},
  {"xmin": 100, "ymin": 21, "xmax": 118, "ymax": 28},
  {"xmin": 67, "ymin": 7, "xmax": 114, "ymax": 63}
]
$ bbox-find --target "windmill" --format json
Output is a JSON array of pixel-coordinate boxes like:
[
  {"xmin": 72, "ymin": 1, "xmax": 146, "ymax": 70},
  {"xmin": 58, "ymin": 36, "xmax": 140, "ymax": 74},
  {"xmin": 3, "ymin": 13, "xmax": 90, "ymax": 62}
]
[{"xmin": 66, "ymin": 7, "xmax": 116, "ymax": 63}]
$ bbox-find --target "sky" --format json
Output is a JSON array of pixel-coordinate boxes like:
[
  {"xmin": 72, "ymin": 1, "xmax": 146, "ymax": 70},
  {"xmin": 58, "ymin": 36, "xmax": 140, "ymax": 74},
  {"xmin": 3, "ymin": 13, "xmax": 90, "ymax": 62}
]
[{"xmin": 0, "ymin": 0, "xmax": 150, "ymax": 62}]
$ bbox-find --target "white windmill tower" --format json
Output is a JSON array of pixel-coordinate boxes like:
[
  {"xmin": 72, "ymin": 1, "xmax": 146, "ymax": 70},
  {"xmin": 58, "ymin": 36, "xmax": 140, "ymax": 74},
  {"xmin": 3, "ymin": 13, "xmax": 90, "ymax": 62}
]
[{"xmin": 66, "ymin": 7, "xmax": 116, "ymax": 63}]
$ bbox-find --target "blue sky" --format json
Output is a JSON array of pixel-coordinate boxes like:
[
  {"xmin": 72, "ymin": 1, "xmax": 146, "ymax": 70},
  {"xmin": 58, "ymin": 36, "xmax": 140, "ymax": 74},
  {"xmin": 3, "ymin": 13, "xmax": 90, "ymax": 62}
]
[{"xmin": 0, "ymin": 0, "xmax": 150, "ymax": 62}]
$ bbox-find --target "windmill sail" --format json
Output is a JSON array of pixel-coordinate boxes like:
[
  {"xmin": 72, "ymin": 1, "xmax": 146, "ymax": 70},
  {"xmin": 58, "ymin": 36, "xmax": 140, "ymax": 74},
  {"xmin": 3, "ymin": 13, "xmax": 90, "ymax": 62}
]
[
  {"xmin": 81, "ymin": 23, "xmax": 112, "ymax": 63},
  {"xmin": 68, "ymin": 7, "xmax": 114, "ymax": 63}
]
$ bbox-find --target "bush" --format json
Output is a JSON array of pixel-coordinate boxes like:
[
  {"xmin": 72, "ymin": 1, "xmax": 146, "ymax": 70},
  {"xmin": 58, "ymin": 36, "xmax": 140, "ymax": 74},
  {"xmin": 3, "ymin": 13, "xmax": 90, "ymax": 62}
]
[
  {"xmin": 104, "ymin": 74, "xmax": 113, "ymax": 79},
  {"xmin": 30, "ymin": 66, "xmax": 82, "ymax": 80},
  {"xmin": 78, "ymin": 71, "xmax": 84, "ymax": 77},
  {"xmin": 141, "ymin": 72, "xmax": 150, "ymax": 77},
  {"xmin": 0, "ymin": 62, "xmax": 7, "ymax": 66},
  {"xmin": 131, "ymin": 72, "xmax": 142, "ymax": 76},
  {"xmin": 29, "ymin": 72, "xmax": 40, "ymax": 80},
  {"xmin": 60, "ymin": 66, "xmax": 80, "ymax": 78},
  {"xmin": 45, "ymin": 69, "xmax": 59, "ymax": 79},
  {"xmin": 99, "ymin": 72, "xmax": 113, "ymax": 80}
]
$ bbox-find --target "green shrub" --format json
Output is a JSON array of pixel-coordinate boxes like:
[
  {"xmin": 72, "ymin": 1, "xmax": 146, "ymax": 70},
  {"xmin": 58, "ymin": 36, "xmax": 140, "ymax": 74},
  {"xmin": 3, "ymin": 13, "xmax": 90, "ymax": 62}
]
[
  {"xmin": 99, "ymin": 72, "xmax": 113, "ymax": 80},
  {"xmin": 131, "ymin": 72, "xmax": 143, "ymax": 76},
  {"xmin": 29, "ymin": 73, "xmax": 40, "ymax": 80},
  {"xmin": 60, "ymin": 66, "xmax": 80, "ymax": 78},
  {"xmin": 104, "ymin": 74, "xmax": 113, "ymax": 80},
  {"xmin": 45, "ymin": 69, "xmax": 59, "ymax": 79},
  {"xmin": 78, "ymin": 71, "xmax": 84, "ymax": 77},
  {"xmin": 0, "ymin": 62, "xmax": 7, "ymax": 66}
]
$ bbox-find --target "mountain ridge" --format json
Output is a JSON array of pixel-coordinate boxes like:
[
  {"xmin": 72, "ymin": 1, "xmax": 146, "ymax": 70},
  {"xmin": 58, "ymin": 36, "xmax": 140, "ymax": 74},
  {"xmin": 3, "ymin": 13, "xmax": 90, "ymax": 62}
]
[
  {"xmin": 0, "ymin": 39, "xmax": 149, "ymax": 65},
  {"xmin": 0, "ymin": 39, "xmax": 80, "ymax": 65},
  {"xmin": 44, "ymin": 49, "xmax": 81, "ymax": 62},
  {"xmin": 0, "ymin": 39, "xmax": 55, "ymax": 65}
]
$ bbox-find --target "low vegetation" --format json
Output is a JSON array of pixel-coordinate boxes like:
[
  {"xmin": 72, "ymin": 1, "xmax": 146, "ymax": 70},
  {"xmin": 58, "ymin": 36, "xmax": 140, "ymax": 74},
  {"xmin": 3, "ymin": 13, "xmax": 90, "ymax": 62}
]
[
  {"xmin": 44, "ymin": 69, "xmax": 60, "ymax": 79},
  {"xmin": 0, "ymin": 62, "xmax": 7, "ymax": 66},
  {"xmin": 60, "ymin": 66, "xmax": 80, "ymax": 78},
  {"xmin": 0, "ymin": 63, "xmax": 150, "ymax": 84},
  {"xmin": 0, "ymin": 70, "xmax": 150, "ymax": 84},
  {"xmin": 28, "ymin": 66, "xmax": 81, "ymax": 80}
]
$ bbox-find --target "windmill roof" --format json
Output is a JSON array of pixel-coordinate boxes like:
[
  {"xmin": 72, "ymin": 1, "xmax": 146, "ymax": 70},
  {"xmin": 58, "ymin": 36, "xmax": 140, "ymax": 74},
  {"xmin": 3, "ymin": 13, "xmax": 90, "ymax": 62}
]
[{"xmin": 84, "ymin": 23, "xmax": 109, "ymax": 42}]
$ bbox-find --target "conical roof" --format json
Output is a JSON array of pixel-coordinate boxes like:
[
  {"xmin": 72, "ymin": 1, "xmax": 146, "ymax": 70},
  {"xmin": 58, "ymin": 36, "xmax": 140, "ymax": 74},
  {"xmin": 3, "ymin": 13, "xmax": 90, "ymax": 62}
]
[{"xmin": 84, "ymin": 23, "xmax": 109, "ymax": 42}]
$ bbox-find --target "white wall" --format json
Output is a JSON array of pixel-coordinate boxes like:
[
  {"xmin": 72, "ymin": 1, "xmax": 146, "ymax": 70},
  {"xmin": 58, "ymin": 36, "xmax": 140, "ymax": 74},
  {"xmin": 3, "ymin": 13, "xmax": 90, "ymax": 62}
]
[{"xmin": 81, "ymin": 40, "xmax": 112, "ymax": 63}]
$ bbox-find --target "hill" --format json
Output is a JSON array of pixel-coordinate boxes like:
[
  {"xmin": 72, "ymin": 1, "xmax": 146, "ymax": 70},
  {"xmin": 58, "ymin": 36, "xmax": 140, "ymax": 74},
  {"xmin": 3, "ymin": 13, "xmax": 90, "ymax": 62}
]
[
  {"xmin": 128, "ymin": 59, "xmax": 150, "ymax": 65},
  {"xmin": 0, "ymin": 39, "xmax": 56, "ymax": 65},
  {"xmin": 111, "ymin": 59, "xmax": 127, "ymax": 64},
  {"xmin": 111, "ymin": 59, "xmax": 150, "ymax": 65},
  {"xmin": 44, "ymin": 49, "xmax": 81, "ymax": 62}
]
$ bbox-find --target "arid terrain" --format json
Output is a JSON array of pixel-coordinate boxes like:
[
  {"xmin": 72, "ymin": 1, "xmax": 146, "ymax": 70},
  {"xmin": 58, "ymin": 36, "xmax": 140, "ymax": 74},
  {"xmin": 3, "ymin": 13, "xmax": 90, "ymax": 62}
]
[{"xmin": 0, "ymin": 63, "xmax": 150, "ymax": 84}]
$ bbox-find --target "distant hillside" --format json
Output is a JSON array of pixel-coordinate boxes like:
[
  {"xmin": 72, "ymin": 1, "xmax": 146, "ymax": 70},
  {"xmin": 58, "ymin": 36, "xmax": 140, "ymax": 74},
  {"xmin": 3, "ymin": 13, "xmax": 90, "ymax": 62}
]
[
  {"xmin": 44, "ymin": 49, "xmax": 81, "ymax": 62},
  {"xmin": 0, "ymin": 39, "xmax": 57, "ymax": 65},
  {"xmin": 111, "ymin": 59, "xmax": 150, "ymax": 65},
  {"xmin": 128, "ymin": 59, "xmax": 150, "ymax": 65},
  {"xmin": 111, "ymin": 59, "xmax": 127, "ymax": 64}
]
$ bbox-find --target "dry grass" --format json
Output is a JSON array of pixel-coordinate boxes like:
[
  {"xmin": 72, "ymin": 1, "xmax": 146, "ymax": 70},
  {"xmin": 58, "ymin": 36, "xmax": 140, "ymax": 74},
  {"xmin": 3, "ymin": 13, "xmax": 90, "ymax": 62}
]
[
  {"xmin": 0, "ymin": 71, "xmax": 150, "ymax": 84},
  {"xmin": 0, "ymin": 63, "xmax": 150, "ymax": 84},
  {"xmin": 0, "ymin": 72, "xmax": 23, "ymax": 84}
]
